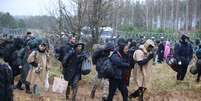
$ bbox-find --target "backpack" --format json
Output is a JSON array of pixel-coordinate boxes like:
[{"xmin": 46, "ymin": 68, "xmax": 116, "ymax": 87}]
[
  {"xmin": 99, "ymin": 57, "xmax": 114, "ymax": 79},
  {"xmin": 99, "ymin": 52, "xmax": 123, "ymax": 79},
  {"xmin": 27, "ymin": 37, "xmax": 41, "ymax": 50},
  {"xmin": 0, "ymin": 64, "xmax": 13, "ymax": 101},
  {"xmin": 196, "ymin": 49, "xmax": 201, "ymax": 59},
  {"xmin": 55, "ymin": 44, "xmax": 74, "ymax": 62}
]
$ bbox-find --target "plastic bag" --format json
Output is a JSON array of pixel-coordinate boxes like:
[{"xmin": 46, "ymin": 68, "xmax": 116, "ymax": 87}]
[
  {"xmin": 52, "ymin": 76, "xmax": 68, "ymax": 94},
  {"xmin": 81, "ymin": 58, "xmax": 92, "ymax": 75}
]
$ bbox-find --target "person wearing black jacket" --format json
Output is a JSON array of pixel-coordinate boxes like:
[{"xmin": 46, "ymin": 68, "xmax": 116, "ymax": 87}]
[
  {"xmin": 174, "ymin": 34, "xmax": 193, "ymax": 81},
  {"xmin": 157, "ymin": 40, "xmax": 164, "ymax": 63},
  {"xmin": 90, "ymin": 43, "xmax": 114, "ymax": 100},
  {"xmin": 62, "ymin": 42, "xmax": 87, "ymax": 101},
  {"xmin": 107, "ymin": 41, "xmax": 130, "ymax": 101}
]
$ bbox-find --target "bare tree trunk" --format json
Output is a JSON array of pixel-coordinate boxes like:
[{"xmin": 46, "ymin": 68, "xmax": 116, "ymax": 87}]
[
  {"xmin": 146, "ymin": 0, "xmax": 149, "ymax": 31},
  {"xmin": 171, "ymin": 0, "xmax": 174, "ymax": 31},
  {"xmin": 160, "ymin": 0, "xmax": 164, "ymax": 30},
  {"xmin": 185, "ymin": 0, "xmax": 189, "ymax": 31},
  {"xmin": 175, "ymin": 0, "xmax": 179, "ymax": 31},
  {"xmin": 164, "ymin": 0, "xmax": 167, "ymax": 30},
  {"xmin": 77, "ymin": 0, "xmax": 82, "ymax": 40},
  {"xmin": 58, "ymin": 0, "xmax": 63, "ymax": 35},
  {"xmin": 193, "ymin": 0, "xmax": 197, "ymax": 30},
  {"xmin": 91, "ymin": 0, "xmax": 101, "ymax": 44},
  {"xmin": 196, "ymin": 0, "xmax": 201, "ymax": 29},
  {"xmin": 112, "ymin": 1, "xmax": 118, "ymax": 36}
]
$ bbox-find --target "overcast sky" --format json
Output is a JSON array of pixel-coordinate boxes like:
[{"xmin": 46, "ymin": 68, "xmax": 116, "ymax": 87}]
[
  {"xmin": 0, "ymin": 0, "xmax": 74, "ymax": 16},
  {"xmin": 0, "ymin": 0, "xmax": 144, "ymax": 16}
]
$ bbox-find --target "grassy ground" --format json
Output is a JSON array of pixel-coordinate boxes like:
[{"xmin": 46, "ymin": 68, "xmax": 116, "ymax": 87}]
[{"xmin": 14, "ymin": 59, "xmax": 201, "ymax": 101}]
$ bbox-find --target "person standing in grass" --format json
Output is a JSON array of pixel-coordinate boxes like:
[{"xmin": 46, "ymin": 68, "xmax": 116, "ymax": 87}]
[
  {"xmin": 26, "ymin": 40, "xmax": 51, "ymax": 96},
  {"xmin": 62, "ymin": 42, "xmax": 88, "ymax": 101},
  {"xmin": 90, "ymin": 43, "xmax": 114, "ymax": 101},
  {"xmin": 107, "ymin": 40, "xmax": 130, "ymax": 101},
  {"xmin": 174, "ymin": 34, "xmax": 193, "ymax": 82},
  {"xmin": 129, "ymin": 39, "xmax": 155, "ymax": 100}
]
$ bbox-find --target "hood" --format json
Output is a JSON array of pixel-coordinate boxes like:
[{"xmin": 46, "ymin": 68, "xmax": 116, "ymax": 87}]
[
  {"xmin": 104, "ymin": 43, "xmax": 115, "ymax": 51},
  {"xmin": 165, "ymin": 41, "xmax": 170, "ymax": 46},
  {"xmin": 144, "ymin": 39, "xmax": 155, "ymax": 49},
  {"xmin": 139, "ymin": 45, "xmax": 148, "ymax": 53}
]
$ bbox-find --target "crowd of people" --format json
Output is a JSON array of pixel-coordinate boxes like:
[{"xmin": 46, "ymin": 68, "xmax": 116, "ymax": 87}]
[{"xmin": 0, "ymin": 31, "xmax": 201, "ymax": 101}]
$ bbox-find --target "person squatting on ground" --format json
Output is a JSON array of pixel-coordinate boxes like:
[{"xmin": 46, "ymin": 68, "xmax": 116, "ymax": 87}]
[
  {"xmin": 174, "ymin": 34, "xmax": 193, "ymax": 82},
  {"xmin": 26, "ymin": 40, "xmax": 51, "ymax": 96},
  {"xmin": 62, "ymin": 42, "xmax": 88, "ymax": 101},
  {"xmin": 90, "ymin": 43, "xmax": 114, "ymax": 100},
  {"xmin": 106, "ymin": 40, "xmax": 130, "ymax": 101},
  {"xmin": 129, "ymin": 39, "xmax": 155, "ymax": 100}
]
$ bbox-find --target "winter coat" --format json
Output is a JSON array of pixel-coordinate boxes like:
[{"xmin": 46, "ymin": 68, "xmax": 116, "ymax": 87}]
[
  {"xmin": 63, "ymin": 51, "xmax": 87, "ymax": 81},
  {"xmin": 26, "ymin": 50, "xmax": 51, "ymax": 90},
  {"xmin": 157, "ymin": 42, "xmax": 164, "ymax": 56},
  {"xmin": 92, "ymin": 48, "xmax": 110, "ymax": 72},
  {"xmin": 174, "ymin": 40, "xmax": 193, "ymax": 65},
  {"xmin": 133, "ymin": 40, "xmax": 155, "ymax": 89},
  {"xmin": 196, "ymin": 48, "xmax": 201, "ymax": 59},
  {"xmin": 110, "ymin": 51, "xmax": 130, "ymax": 80},
  {"xmin": 164, "ymin": 41, "xmax": 171, "ymax": 60},
  {"xmin": 55, "ymin": 43, "xmax": 74, "ymax": 62},
  {"xmin": 18, "ymin": 47, "xmax": 32, "ymax": 66}
]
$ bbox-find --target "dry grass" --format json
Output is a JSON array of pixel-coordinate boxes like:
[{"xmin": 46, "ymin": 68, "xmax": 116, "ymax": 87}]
[
  {"xmin": 14, "ymin": 58, "xmax": 201, "ymax": 101},
  {"xmin": 149, "ymin": 63, "xmax": 201, "ymax": 92}
]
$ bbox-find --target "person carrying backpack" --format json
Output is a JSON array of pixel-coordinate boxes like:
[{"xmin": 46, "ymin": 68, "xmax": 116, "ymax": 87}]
[
  {"xmin": 90, "ymin": 43, "xmax": 114, "ymax": 100},
  {"xmin": 15, "ymin": 33, "xmax": 38, "ymax": 94},
  {"xmin": 129, "ymin": 39, "xmax": 155, "ymax": 100},
  {"xmin": 106, "ymin": 40, "xmax": 130, "ymax": 101}
]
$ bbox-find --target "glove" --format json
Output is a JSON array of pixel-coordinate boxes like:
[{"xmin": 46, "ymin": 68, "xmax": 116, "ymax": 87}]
[
  {"xmin": 30, "ymin": 61, "xmax": 38, "ymax": 67},
  {"xmin": 35, "ymin": 64, "xmax": 41, "ymax": 73},
  {"xmin": 35, "ymin": 67, "xmax": 41, "ymax": 74},
  {"xmin": 148, "ymin": 53, "xmax": 154, "ymax": 60}
]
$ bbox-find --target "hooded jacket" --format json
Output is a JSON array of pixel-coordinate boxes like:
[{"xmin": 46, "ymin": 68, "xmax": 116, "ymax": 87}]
[{"xmin": 174, "ymin": 40, "xmax": 193, "ymax": 65}]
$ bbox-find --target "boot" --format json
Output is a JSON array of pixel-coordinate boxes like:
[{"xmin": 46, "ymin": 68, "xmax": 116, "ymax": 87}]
[
  {"xmin": 129, "ymin": 88, "xmax": 140, "ymax": 98},
  {"xmin": 16, "ymin": 80, "xmax": 24, "ymax": 90},
  {"xmin": 90, "ymin": 85, "xmax": 97, "ymax": 99},
  {"xmin": 138, "ymin": 87, "xmax": 146, "ymax": 101},
  {"xmin": 72, "ymin": 88, "xmax": 78, "ymax": 101},
  {"xmin": 196, "ymin": 75, "xmax": 200, "ymax": 82},
  {"xmin": 102, "ymin": 97, "xmax": 107, "ymax": 101},
  {"xmin": 25, "ymin": 82, "xmax": 32, "ymax": 94},
  {"xmin": 66, "ymin": 86, "xmax": 71, "ymax": 100}
]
